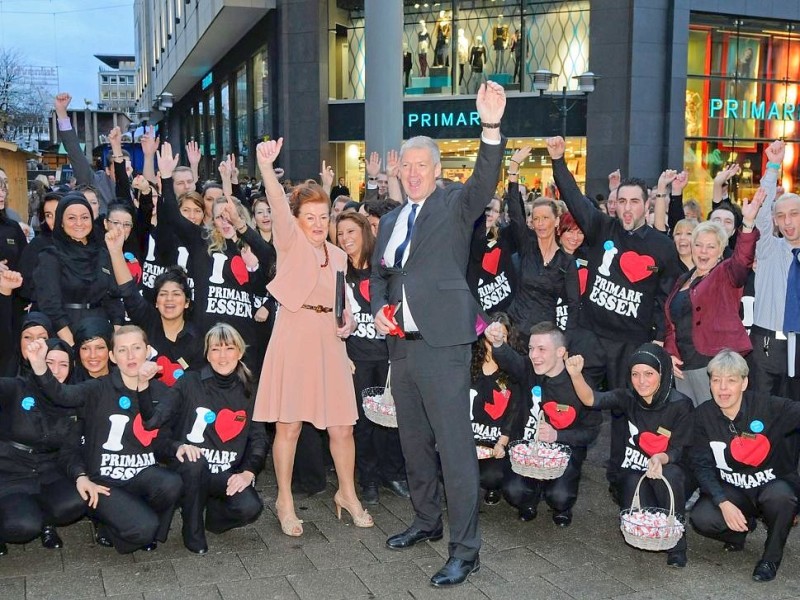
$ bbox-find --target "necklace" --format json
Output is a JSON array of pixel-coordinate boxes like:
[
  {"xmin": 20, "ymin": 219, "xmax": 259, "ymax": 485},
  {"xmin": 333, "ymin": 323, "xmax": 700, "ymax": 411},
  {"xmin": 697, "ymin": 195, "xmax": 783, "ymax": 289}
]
[{"xmin": 320, "ymin": 243, "xmax": 329, "ymax": 268}]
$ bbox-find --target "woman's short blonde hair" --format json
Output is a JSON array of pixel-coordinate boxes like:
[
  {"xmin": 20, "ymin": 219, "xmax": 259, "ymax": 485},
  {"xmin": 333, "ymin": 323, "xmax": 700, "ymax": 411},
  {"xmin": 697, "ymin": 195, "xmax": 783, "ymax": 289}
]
[
  {"xmin": 707, "ymin": 349, "xmax": 749, "ymax": 379},
  {"xmin": 692, "ymin": 220, "xmax": 728, "ymax": 250}
]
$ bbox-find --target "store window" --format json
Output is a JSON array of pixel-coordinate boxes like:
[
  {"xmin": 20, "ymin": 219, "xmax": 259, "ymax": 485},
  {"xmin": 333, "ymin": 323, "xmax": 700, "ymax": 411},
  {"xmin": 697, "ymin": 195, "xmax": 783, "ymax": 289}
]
[
  {"xmin": 686, "ymin": 13, "xmax": 800, "ymax": 209},
  {"xmin": 206, "ymin": 90, "xmax": 216, "ymax": 159},
  {"xmin": 221, "ymin": 83, "xmax": 231, "ymax": 156},
  {"xmin": 253, "ymin": 49, "xmax": 270, "ymax": 141},
  {"xmin": 235, "ymin": 66, "xmax": 249, "ymax": 173},
  {"xmin": 327, "ymin": 0, "xmax": 589, "ymax": 99}
]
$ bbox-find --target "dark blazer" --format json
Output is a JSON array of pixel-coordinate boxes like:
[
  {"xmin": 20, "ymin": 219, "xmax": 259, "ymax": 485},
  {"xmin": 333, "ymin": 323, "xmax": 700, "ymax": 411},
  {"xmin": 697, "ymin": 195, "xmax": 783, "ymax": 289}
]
[{"xmin": 370, "ymin": 139, "xmax": 505, "ymax": 348}]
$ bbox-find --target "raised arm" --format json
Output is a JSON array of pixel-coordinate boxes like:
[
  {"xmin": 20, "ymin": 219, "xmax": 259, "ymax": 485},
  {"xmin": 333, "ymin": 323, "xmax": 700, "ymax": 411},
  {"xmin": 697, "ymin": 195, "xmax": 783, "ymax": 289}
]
[
  {"xmin": 256, "ymin": 139, "xmax": 295, "ymax": 252},
  {"xmin": 156, "ymin": 142, "xmax": 204, "ymax": 249},
  {"xmin": 667, "ymin": 171, "xmax": 689, "ymax": 232},
  {"xmin": 109, "ymin": 127, "xmax": 132, "ymax": 203},
  {"xmin": 653, "ymin": 169, "xmax": 677, "ymax": 233},
  {"xmin": 54, "ymin": 93, "xmax": 93, "ymax": 186},
  {"xmin": 505, "ymin": 146, "xmax": 533, "ymax": 250},
  {"xmin": 755, "ymin": 140, "xmax": 784, "ymax": 258},
  {"xmin": 186, "ymin": 140, "xmax": 202, "ymax": 185},
  {"xmin": 385, "ymin": 149, "xmax": 403, "ymax": 202},
  {"xmin": 140, "ymin": 127, "xmax": 160, "ymax": 186},
  {"xmin": 565, "ymin": 354, "xmax": 594, "ymax": 407}
]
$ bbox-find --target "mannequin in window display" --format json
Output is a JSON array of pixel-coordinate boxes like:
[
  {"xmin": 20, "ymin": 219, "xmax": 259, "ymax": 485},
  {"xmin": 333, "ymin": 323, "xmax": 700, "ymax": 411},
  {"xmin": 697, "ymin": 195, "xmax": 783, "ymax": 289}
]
[
  {"xmin": 433, "ymin": 10, "xmax": 452, "ymax": 68},
  {"xmin": 403, "ymin": 42, "xmax": 413, "ymax": 88},
  {"xmin": 457, "ymin": 28, "xmax": 469, "ymax": 91},
  {"xmin": 510, "ymin": 29, "xmax": 523, "ymax": 84},
  {"xmin": 469, "ymin": 35, "xmax": 487, "ymax": 94},
  {"xmin": 418, "ymin": 20, "xmax": 430, "ymax": 78},
  {"xmin": 493, "ymin": 15, "xmax": 509, "ymax": 73}
]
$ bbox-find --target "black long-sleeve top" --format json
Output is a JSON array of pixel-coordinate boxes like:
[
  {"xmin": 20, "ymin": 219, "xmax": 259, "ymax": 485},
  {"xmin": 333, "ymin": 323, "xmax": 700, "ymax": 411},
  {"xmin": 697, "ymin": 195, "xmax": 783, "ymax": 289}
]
[
  {"xmin": 117, "ymin": 280, "xmax": 205, "ymax": 383},
  {"xmin": 467, "ymin": 216, "xmax": 517, "ymax": 314},
  {"xmin": 470, "ymin": 367, "xmax": 523, "ymax": 443},
  {"xmin": 552, "ymin": 158, "xmax": 682, "ymax": 342},
  {"xmin": 158, "ymin": 177, "xmax": 276, "ymax": 359},
  {"xmin": 154, "ymin": 367, "xmax": 266, "ymax": 476},
  {"xmin": 18, "ymin": 233, "xmax": 53, "ymax": 304},
  {"xmin": 34, "ymin": 369, "xmax": 172, "ymax": 483},
  {"xmin": 505, "ymin": 182, "xmax": 579, "ymax": 333},
  {"xmin": 691, "ymin": 392, "xmax": 800, "ymax": 505},
  {"xmin": 593, "ymin": 388, "xmax": 693, "ymax": 471},
  {"xmin": 493, "ymin": 343, "xmax": 601, "ymax": 447},
  {"xmin": 345, "ymin": 265, "xmax": 388, "ymax": 363}
]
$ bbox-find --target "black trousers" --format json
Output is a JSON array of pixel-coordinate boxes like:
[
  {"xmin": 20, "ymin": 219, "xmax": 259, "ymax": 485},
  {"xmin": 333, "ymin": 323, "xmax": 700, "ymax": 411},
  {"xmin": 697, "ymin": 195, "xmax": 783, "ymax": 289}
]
[
  {"xmin": 390, "ymin": 339, "xmax": 480, "ymax": 561},
  {"xmin": 690, "ymin": 479, "xmax": 796, "ymax": 563},
  {"xmin": 353, "ymin": 359, "xmax": 406, "ymax": 486},
  {"xmin": 174, "ymin": 458, "xmax": 263, "ymax": 551},
  {"xmin": 479, "ymin": 456, "xmax": 509, "ymax": 492},
  {"xmin": 0, "ymin": 476, "xmax": 85, "ymax": 544},
  {"xmin": 619, "ymin": 465, "xmax": 687, "ymax": 552},
  {"xmin": 92, "ymin": 466, "xmax": 182, "ymax": 554},
  {"xmin": 749, "ymin": 327, "xmax": 800, "ymax": 400},
  {"xmin": 292, "ymin": 424, "xmax": 329, "ymax": 494},
  {"xmin": 503, "ymin": 446, "xmax": 587, "ymax": 513}
]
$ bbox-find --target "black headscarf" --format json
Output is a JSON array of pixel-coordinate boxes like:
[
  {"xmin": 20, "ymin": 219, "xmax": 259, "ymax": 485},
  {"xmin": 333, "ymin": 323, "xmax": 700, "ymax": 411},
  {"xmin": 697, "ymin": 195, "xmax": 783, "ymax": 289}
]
[
  {"xmin": 627, "ymin": 342, "xmax": 674, "ymax": 411},
  {"xmin": 52, "ymin": 194, "xmax": 100, "ymax": 284},
  {"xmin": 72, "ymin": 316, "xmax": 114, "ymax": 350},
  {"xmin": 21, "ymin": 311, "xmax": 54, "ymax": 337},
  {"xmin": 45, "ymin": 338, "xmax": 75, "ymax": 382}
]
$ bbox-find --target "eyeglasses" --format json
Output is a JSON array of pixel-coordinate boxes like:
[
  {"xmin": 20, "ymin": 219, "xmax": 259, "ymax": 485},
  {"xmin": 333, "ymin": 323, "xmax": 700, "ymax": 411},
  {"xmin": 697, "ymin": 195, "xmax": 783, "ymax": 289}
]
[{"xmin": 107, "ymin": 220, "xmax": 133, "ymax": 229}]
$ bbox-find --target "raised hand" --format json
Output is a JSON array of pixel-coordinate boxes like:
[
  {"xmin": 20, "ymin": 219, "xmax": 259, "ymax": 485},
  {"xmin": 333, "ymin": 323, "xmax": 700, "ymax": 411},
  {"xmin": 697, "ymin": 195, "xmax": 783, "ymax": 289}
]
[
  {"xmin": 132, "ymin": 174, "xmax": 151, "ymax": 193},
  {"xmin": 484, "ymin": 322, "xmax": 507, "ymax": 346},
  {"xmin": 765, "ymin": 139, "xmax": 785, "ymax": 165},
  {"xmin": 218, "ymin": 158, "xmax": 231, "ymax": 181},
  {"xmin": 564, "ymin": 354, "xmax": 584, "ymax": 376},
  {"xmin": 320, "ymin": 160, "xmax": 334, "ymax": 188},
  {"xmin": 54, "ymin": 92, "xmax": 72, "ymax": 118},
  {"xmin": 137, "ymin": 360, "xmax": 162, "ymax": 386},
  {"xmin": 545, "ymin": 137, "xmax": 566, "ymax": 161},
  {"xmin": 714, "ymin": 163, "xmax": 740, "ymax": 185},
  {"xmin": 26, "ymin": 338, "xmax": 48, "ymax": 372},
  {"xmin": 510, "ymin": 145, "xmax": 532, "ymax": 165},
  {"xmin": 156, "ymin": 141, "xmax": 180, "ymax": 179},
  {"xmin": 256, "ymin": 139, "xmax": 283, "ymax": 171},
  {"xmin": 476, "ymin": 81, "xmax": 506, "ymax": 125},
  {"xmin": 140, "ymin": 127, "xmax": 160, "ymax": 156},
  {"xmin": 672, "ymin": 170, "xmax": 689, "ymax": 195},
  {"xmin": 386, "ymin": 149, "xmax": 400, "ymax": 179},
  {"xmin": 608, "ymin": 168, "xmax": 621, "ymax": 191},
  {"xmin": 741, "ymin": 186, "xmax": 767, "ymax": 227},
  {"xmin": 365, "ymin": 152, "xmax": 381, "ymax": 178},
  {"xmin": 107, "ymin": 126, "xmax": 122, "ymax": 150},
  {"xmin": 185, "ymin": 140, "xmax": 202, "ymax": 166},
  {"xmin": 104, "ymin": 228, "xmax": 125, "ymax": 254},
  {"xmin": 0, "ymin": 270, "xmax": 23, "ymax": 296},
  {"xmin": 657, "ymin": 169, "xmax": 678, "ymax": 192}
]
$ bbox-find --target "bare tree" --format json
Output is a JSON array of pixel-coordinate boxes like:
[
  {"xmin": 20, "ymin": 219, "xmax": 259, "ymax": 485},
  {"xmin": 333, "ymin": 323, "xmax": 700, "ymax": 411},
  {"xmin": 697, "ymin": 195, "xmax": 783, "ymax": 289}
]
[{"xmin": 0, "ymin": 48, "xmax": 51, "ymax": 148}]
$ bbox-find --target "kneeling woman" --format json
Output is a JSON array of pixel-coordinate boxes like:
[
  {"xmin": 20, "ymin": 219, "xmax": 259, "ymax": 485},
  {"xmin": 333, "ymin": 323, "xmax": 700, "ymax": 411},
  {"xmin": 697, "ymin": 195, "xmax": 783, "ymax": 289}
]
[
  {"xmin": 156, "ymin": 323, "xmax": 266, "ymax": 554},
  {"xmin": 566, "ymin": 344, "xmax": 694, "ymax": 567},
  {"xmin": 691, "ymin": 350, "xmax": 800, "ymax": 583},
  {"xmin": 28, "ymin": 326, "xmax": 181, "ymax": 554}
]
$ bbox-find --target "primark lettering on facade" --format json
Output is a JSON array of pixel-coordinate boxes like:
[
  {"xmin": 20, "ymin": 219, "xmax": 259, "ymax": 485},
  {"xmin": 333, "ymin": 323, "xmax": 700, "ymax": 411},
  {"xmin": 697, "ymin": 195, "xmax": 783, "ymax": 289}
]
[
  {"xmin": 710, "ymin": 98, "xmax": 798, "ymax": 121},
  {"xmin": 407, "ymin": 110, "xmax": 480, "ymax": 128}
]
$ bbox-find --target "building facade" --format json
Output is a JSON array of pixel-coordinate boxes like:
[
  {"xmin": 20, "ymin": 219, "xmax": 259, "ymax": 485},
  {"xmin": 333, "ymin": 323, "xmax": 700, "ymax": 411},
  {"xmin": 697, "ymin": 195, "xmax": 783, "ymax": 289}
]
[{"xmin": 95, "ymin": 55, "xmax": 138, "ymax": 114}]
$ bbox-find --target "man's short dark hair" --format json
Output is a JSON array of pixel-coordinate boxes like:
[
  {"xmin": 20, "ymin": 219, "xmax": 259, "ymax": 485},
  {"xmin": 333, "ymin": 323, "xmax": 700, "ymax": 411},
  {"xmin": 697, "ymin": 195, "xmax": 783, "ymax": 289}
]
[
  {"xmin": 528, "ymin": 321, "xmax": 566, "ymax": 349},
  {"xmin": 617, "ymin": 177, "xmax": 648, "ymax": 203},
  {"xmin": 365, "ymin": 199, "xmax": 399, "ymax": 219}
]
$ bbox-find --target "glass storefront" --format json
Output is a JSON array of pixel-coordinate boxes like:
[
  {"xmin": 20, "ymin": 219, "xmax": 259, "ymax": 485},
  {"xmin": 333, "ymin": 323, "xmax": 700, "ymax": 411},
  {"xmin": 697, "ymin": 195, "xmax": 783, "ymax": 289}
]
[
  {"xmin": 328, "ymin": 0, "xmax": 589, "ymax": 99},
  {"xmin": 330, "ymin": 137, "xmax": 587, "ymax": 201},
  {"xmin": 686, "ymin": 13, "xmax": 800, "ymax": 211}
]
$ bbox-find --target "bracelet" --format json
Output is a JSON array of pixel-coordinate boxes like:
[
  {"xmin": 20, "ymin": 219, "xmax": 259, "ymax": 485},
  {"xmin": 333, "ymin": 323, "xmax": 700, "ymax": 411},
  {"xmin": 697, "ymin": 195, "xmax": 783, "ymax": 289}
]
[
  {"xmin": 237, "ymin": 225, "xmax": 248, "ymax": 234},
  {"xmin": 480, "ymin": 122, "xmax": 501, "ymax": 128},
  {"xmin": 767, "ymin": 161, "xmax": 781, "ymax": 170},
  {"xmin": 75, "ymin": 472, "xmax": 87, "ymax": 480},
  {"xmin": 112, "ymin": 154, "xmax": 124, "ymax": 159},
  {"xmin": 655, "ymin": 193, "xmax": 668, "ymax": 198},
  {"xmin": 509, "ymin": 158, "xmax": 520, "ymax": 165},
  {"xmin": 742, "ymin": 222, "xmax": 754, "ymax": 231},
  {"xmin": 507, "ymin": 172, "xmax": 519, "ymax": 177}
]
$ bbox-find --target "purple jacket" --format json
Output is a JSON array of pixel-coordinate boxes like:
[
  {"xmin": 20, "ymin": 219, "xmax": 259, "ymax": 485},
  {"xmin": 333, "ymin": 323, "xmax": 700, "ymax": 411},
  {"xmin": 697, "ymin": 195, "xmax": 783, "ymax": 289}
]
[{"xmin": 664, "ymin": 228, "xmax": 759, "ymax": 360}]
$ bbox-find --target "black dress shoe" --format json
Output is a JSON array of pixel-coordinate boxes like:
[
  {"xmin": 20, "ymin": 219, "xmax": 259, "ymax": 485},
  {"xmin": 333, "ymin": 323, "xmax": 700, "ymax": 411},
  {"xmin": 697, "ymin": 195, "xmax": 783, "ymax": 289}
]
[
  {"xmin": 484, "ymin": 489, "xmax": 502, "ymax": 505},
  {"xmin": 386, "ymin": 525, "xmax": 443, "ymax": 550},
  {"xmin": 608, "ymin": 484, "xmax": 621, "ymax": 506},
  {"xmin": 552, "ymin": 509, "xmax": 572, "ymax": 527},
  {"xmin": 383, "ymin": 479, "xmax": 411, "ymax": 498},
  {"xmin": 724, "ymin": 541, "xmax": 744, "ymax": 552},
  {"xmin": 752, "ymin": 560, "xmax": 779, "ymax": 582},
  {"xmin": 361, "ymin": 483, "xmax": 379, "ymax": 506},
  {"xmin": 140, "ymin": 542, "xmax": 158, "ymax": 552},
  {"xmin": 430, "ymin": 556, "xmax": 480, "ymax": 587},
  {"xmin": 93, "ymin": 523, "xmax": 113, "ymax": 548},
  {"xmin": 666, "ymin": 549, "xmax": 687, "ymax": 568},
  {"xmin": 40, "ymin": 526, "xmax": 63, "ymax": 549},
  {"xmin": 0, "ymin": 542, "xmax": 7, "ymax": 556},
  {"xmin": 187, "ymin": 545, "xmax": 208, "ymax": 555},
  {"xmin": 518, "ymin": 506, "xmax": 537, "ymax": 522}
]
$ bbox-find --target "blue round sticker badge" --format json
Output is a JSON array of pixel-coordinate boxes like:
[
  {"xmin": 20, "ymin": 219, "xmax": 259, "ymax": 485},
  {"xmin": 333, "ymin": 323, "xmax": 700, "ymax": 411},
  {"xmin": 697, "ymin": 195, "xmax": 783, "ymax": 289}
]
[
  {"xmin": 119, "ymin": 396, "xmax": 131, "ymax": 410},
  {"xmin": 124, "ymin": 252, "xmax": 135, "ymax": 261},
  {"xmin": 21, "ymin": 396, "xmax": 35, "ymax": 411},
  {"xmin": 603, "ymin": 240, "xmax": 614, "ymax": 251},
  {"xmin": 204, "ymin": 411, "xmax": 217, "ymax": 424},
  {"xmin": 174, "ymin": 369, "xmax": 185, "ymax": 380},
  {"xmin": 532, "ymin": 386, "xmax": 542, "ymax": 398},
  {"xmin": 750, "ymin": 420, "xmax": 764, "ymax": 434}
]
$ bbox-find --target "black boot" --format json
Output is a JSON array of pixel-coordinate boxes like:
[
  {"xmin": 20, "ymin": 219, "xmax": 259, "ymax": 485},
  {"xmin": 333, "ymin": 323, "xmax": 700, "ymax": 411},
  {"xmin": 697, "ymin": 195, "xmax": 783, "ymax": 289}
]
[
  {"xmin": 0, "ymin": 542, "xmax": 7, "ymax": 556},
  {"xmin": 40, "ymin": 526, "xmax": 63, "ymax": 549}
]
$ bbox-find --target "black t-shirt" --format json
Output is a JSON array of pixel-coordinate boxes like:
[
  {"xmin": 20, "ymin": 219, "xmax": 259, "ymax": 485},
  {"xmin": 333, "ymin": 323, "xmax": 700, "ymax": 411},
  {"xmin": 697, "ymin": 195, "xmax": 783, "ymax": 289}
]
[
  {"xmin": 345, "ymin": 265, "xmax": 388, "ymax": 362},
  {"xmin": 470, "ymin": 368, "xmax": 521, "ymax": 443},
  {"xmin": 669, "ymin": 288, "xmax": 708, "ymax": 370}
]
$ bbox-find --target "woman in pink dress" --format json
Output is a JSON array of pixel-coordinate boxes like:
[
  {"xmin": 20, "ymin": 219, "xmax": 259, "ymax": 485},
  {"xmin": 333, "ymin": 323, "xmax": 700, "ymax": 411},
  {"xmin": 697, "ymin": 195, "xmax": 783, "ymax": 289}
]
[{"xmin": 252, "ymin": 139, "xmax": 372, "ymax": 536}]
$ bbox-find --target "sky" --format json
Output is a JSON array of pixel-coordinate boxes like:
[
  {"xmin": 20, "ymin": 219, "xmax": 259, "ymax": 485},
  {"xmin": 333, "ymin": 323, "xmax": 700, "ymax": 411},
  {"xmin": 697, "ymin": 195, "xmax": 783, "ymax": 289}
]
[{"xmin": 0, "ymin": 0, "xmax": 135, "ymax": 106}]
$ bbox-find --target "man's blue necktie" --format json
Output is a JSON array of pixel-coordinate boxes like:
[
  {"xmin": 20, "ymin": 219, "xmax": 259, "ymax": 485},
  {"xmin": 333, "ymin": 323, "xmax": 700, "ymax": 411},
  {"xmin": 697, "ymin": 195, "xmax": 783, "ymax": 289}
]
[
  {"xmin": 394, "ymin": 203, "xmax": 418, "ymax": 268},
  {"xmin": 784, "ymin": 248, "xmax": 800, "ymax": 333}
]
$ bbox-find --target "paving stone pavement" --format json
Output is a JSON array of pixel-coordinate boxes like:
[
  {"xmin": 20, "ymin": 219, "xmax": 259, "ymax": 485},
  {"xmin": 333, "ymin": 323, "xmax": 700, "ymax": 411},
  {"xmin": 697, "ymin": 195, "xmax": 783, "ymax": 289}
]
[{"xmin": 5, "ymin": 417, "xmax": 800, "ymax": 599}]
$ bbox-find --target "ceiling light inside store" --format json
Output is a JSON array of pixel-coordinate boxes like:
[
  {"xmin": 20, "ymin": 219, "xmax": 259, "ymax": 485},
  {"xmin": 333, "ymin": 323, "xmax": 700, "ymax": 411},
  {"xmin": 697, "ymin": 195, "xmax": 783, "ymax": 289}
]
[{"xmin": 347, "ymin": 144, "xmax": 360, "ymax": 159}]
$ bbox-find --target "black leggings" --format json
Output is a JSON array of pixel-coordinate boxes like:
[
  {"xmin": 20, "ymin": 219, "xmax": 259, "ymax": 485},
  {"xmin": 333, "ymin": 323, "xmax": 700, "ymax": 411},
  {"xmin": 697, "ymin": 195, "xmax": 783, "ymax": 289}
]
[
  {"xmin": 690, "ymin": 479, "xmax": 796, "ymax": 563},
  {"xmin": 503, "ymin": 446, "xmax": 587, "ymax": 512},
  {"xmin": 92, "ymin": 466, "xmax": 182, "ymax": 554},
  {"xmin": 0, "ymin": 476, "xmax": 85, "ymax": 544},
  {"xmin": 175, "ymin": 458, "xmax": 263, "ymax": 551}
]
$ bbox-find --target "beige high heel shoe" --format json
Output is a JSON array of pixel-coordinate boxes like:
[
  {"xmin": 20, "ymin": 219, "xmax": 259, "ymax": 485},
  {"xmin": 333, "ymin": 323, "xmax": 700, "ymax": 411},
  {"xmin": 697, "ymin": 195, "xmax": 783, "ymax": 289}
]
[
  {"xmin": 276, "ymin": 502, "xmax": 303, "ymax": 537},
  {"xmin": 333, "ymin": 492, "xmax": 374, "ymax": 528}
]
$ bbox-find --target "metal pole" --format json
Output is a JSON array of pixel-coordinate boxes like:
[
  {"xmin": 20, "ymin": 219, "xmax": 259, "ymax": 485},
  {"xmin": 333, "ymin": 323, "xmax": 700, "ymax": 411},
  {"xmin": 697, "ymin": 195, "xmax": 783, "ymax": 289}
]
[{"xmin": 561, "ymin": 85, "xmax": 568, "ymax": 138}]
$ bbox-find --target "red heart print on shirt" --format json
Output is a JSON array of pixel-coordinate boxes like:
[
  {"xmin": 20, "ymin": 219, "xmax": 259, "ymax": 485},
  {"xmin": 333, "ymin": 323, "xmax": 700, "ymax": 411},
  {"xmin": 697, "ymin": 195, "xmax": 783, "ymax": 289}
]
[
  {"xmin": 730, "ymin": 434, "xmax": 771, "ymax": 467},
  {"xmin": 577, "ymin": 268, "xmax": 588, "ymax": 295},
  {"xmin": 230, "ymin": 255, "xmax": 250, "ymax": 285},
  {"xmin": 126, "ymin": 259, "xmax": 143, "ymax": 284},
  {"xmin": 619, "ymin": 251, "xmax": 655, "ymax": 283},
  {"xmin": 155, "ymin": 356, "xmax": 182, "ymax": 387},
  {"xmin": 133, "ymin": 413, "xmax": 159, "ymax": 447},
  {"xmin": 359, "ymin": 279, "xmax": 370, "ymax": 302},
  {"xmin": 215, "ymin": 408, "xmax": 247, "ymax": 442},
  {"xmin": 482, "ymin": 248, "xmax": 501, "ymax": 276},
  {"xmin": 484, "ymin": 389, "xmax": 509, "ymax": 420},
  {"xmin": 542, "ymin": 401, "xmax": 576, "ymax": 429},
  {"xmin": 638, "ymin": 431, "xmax": 669, "ymax": 456}
]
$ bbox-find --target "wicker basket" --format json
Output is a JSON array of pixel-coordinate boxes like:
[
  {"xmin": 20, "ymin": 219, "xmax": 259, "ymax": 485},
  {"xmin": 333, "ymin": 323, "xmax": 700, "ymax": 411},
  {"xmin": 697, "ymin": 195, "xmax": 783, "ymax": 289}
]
[
  {"xmin": 620, "ymin": 474, "xmax": 684, "ymax": 551},
  {"xmin": 475, "ymin": 439, "xmax": 496, "ymax": 460},
  {"xmin": 508, "ymin": 413, "xmax": 571, "ymax": 480},
  {"xmin": 362, "ymin": 386, "xmax": 397, "ymax": 428}
]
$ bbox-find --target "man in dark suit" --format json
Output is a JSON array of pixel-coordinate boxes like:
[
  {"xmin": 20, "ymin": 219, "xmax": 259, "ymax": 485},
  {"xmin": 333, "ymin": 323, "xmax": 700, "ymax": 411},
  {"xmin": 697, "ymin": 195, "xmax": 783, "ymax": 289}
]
[{"xmin": 370, "ymin": 81, "xmax": 506, "ymax": 587}]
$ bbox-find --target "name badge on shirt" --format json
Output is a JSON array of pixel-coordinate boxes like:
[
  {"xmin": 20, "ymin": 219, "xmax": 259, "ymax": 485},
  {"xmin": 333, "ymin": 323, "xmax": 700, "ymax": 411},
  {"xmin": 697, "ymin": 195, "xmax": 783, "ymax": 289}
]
[
  {"xmin": 647, "ymin": 265, "xmax": 659, "ymax": 272},
  {"xmin": 6, "ymin": 239, "xmax": 15, "ymax": 245},
  {"xmin": 234, "ymin": 414, "xmax": 246, "ymax": 422},
  {"xmin": 556, "ymin": 404, "xmax": 571, "ymax": 412},
  {"xmin": 178, "ymin": 357, "xmax": 189, "ymax": 369},
  {"xmin": 740, "ymin": 432, "xmax": 756, "ymax": 440},
  {"xmin": 102, "ymin": 267, "xmax": 111, "ymax": 274},
  {"xmin": 657, "ymin": 426, "xmax": 672, "ymax": 438}
]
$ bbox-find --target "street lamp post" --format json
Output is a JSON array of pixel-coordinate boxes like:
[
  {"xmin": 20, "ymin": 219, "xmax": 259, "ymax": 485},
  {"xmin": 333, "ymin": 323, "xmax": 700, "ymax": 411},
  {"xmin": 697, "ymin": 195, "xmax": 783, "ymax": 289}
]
[
  {"xmin": 533, "ymin": 70, "xmax": 599, "ymax": 138},
  {"xmin": 157, "ymin": 92, "xmax": 174, "ymax": 141}
]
